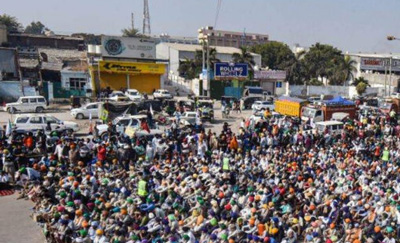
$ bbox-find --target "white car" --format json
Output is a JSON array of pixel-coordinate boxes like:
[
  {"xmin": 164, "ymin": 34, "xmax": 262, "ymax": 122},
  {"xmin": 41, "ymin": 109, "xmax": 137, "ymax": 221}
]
[
  {"xmin": 108, "ymin": 91, "xmax": 130, "ymax": 102},
  {"xmin": 71, "ymin": 102, "xmax": 101, "ymax": 119},
  {"xmin": 125, "ymin": 89, "xmax": 142, "ymax": 102},
  {"xmin": 96, "ymin": 115, "xmax": 146, "ymax": 139},
  {"xmin": 153, "ymin": 89, "xmax": 173, "ymax": 99},
  {"xmin": 14, "ymin": 114, "xmax": 79, "ymax": 132},
  {"xmin": 251, "ymin": 100, "xmax": 275, "ymax": 111},
  {"xmin": 4, "ymin": 96, "xmax": 48, "ymax": 114}
]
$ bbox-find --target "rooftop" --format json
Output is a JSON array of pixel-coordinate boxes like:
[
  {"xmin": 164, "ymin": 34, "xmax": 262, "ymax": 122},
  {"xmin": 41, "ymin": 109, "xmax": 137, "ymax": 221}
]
[
  {"xmin": 8, "ymin": 33, "xmax": 84, "ymax": 41},
  {"xmin": 348, "ymin": 53, "xmax": 400, "ymax": 59},
  {"xmin": 158, "ymin": 42, "xmax": 261, "ymax": 57}
]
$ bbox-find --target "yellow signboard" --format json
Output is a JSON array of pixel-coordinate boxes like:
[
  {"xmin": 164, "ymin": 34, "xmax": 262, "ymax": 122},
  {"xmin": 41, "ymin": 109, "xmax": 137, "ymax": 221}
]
[{"xmin": 98, "ymin": 61, "xmax": 165, "ymax": 75}]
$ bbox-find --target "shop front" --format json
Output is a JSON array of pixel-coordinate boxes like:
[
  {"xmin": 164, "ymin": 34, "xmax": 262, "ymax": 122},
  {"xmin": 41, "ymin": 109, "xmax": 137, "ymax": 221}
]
[{"xmin": 90, "ymin": 60, "xmax": 166, "ymax": 94}]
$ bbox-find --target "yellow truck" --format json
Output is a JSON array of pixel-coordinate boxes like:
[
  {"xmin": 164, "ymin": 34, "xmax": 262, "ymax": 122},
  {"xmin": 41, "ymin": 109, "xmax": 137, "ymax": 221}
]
[{"xmin": 274, "ymin": 97, "xmax": 309, "ymax": 117}]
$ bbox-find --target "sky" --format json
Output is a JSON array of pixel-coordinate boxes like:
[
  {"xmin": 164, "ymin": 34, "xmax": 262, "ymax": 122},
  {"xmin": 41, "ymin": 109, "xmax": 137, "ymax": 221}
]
[{"xmin": 2, "ymin": 0, "xmax": 400, "ymax": 53}]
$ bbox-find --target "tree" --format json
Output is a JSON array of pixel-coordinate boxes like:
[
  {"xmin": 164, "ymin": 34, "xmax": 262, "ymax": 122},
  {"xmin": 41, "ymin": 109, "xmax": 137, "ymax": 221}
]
[
  {"xmin": 25, "ymin": 21, "xmax": 49, "ymax": 35},
  {"xmin": 307, "ymin": 78, "xmax": 324, "ymax": 86},
  {"xmin": 0, "ymin": 14, "xmax": 22, "ymax": 33},
  {"xmin": 178, "ymin": 58, "xmax": 199, "ymax": 79},
  {"xmin": 121, "ymin": 28, "xmax": 143, "ymax": 37},
  {"xmin": 356, "ymin": 81, "xmax": 368, "ymax": 95},
  {"xmin": 302, "ymin": 43, "xmax": 343, "ymax": 82},
  {"xmin": 250, "ymin": 41, "xmax": 296, "ymax": 70},
  {"xmin": 178, "ymin": 47, "xmax": 220, "ymax": 79},
  {"xmin": 232, "ymin": 46, "xmax": 255, "ymax": 68},
  {"xmin": 287, "ymin": 51, "xmax": 307, "ymax": 85},
  {"xmin": 352, "ymin": 77, "xmax": 369, "ymax": 86},
  {"xmin": 342, "ymin": 55, "xmax": 357, "ymax": 82}
]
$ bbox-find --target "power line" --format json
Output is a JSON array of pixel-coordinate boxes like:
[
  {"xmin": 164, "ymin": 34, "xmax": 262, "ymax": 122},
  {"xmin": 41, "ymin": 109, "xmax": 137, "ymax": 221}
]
[{"xmin": 214, "ymin": 0, "xmax": 222, "ymax": 28}]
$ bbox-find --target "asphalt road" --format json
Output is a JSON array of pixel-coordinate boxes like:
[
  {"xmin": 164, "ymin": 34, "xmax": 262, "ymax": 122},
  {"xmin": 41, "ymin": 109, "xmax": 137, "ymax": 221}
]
[{"xmin": 0, "ymin": 193, "xmax": 45, "ymax": 243}]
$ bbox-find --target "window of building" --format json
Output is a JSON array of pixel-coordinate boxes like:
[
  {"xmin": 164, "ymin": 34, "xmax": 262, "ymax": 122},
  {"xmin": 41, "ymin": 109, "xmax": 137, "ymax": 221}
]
[{"xmin": 69, "ymin": 78, "xmax": 87, "ymax": 90}]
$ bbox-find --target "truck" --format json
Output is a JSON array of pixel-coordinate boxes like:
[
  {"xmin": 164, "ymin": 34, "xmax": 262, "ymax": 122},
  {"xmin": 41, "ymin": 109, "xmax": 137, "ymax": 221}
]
[
  {"xmin": 274, "ymin": 96, "xmax": 309, "ymax": 117},
  {"xmin": 301, "ymin": 96, "xmax": 356, "ymax": 125}
]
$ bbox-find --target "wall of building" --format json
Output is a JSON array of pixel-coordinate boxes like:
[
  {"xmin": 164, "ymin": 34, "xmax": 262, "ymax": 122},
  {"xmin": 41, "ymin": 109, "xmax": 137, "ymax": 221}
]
[
  {"xmin": 7, "ymin": 34, "xmax": 84, "ymax": 49},
  {"xmin": 358, "ymin": 72, "xmax": 399, "ymax": 87},
  {"xmin": 0, "ymin": 48, "xmax": 18, "ymax": 79},
  {"xmin": 61, "ymin": 70, "xmax": 89, "ymax": 90},
  {"xmin": 0, "ymin": 81, "xmax": 37, "ymax": 102},
  {"xmin": 289, "ymin": 85, "xmax": 379, "ymax": 98}
]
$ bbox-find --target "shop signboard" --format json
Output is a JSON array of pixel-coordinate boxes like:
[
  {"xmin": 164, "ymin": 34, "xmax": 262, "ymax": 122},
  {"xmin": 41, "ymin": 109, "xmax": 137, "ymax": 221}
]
[
  {"xmin": 214, "ymin": 62, "xmax": 248, "ymax": 80},
  {"xmin": 360, "ymin": 57, "xmax": 400, "ymax": 72},
  {"xmin": 254, "ymin": 70, "xmax": 286, "ymax": 80},
  {"xmin": 98, "ymin": 61, "xmax": 165, "ymax": 74},
  {"xmin": 101, "ymin": 36, "xmax": 156, "ymax": 59}
]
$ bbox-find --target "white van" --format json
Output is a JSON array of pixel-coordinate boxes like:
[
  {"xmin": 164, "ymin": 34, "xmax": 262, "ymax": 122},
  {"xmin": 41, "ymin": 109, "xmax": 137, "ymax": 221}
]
[
  {"xmin": 4, "ymin": 96, "xmax": 48, "ymax": 114},
  {"xmin": 314, "ymin": 121, "xmax": 344, "ymax": 135}
]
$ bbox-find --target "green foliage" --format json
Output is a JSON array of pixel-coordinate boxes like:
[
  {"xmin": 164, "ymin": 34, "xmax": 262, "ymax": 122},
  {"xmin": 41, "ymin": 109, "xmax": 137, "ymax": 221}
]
[
  {"xmin": 0, "ymin": 14, "xmax": 22, "ymax": 32},
  {"xmin": 178, "ymin": 47, "xmax": 220, "ymax": 79},
  {"xmin": 307, "ymin": 78, "xmax": 324, "ymax": 86},
  {"xmin": 352, "ymin": 77, "xmax": 369, "ymax": 86},
  {"xmin": 25, "ymin": 21, "xmax": 49, "ymax": 35},
  {"xmin": 250, "ymin": 41, "xmax": 295, "ymax": 70},
  {"xmin": 121, "ymin": 28, "xmax": 143, "ymax": 37},
  {"xmin": 232, "ymin": 46, "xmax": 255, "ymax": 68},
  {"xmin": 356, "ymin": 81, "xmax": 368, "ymax": 95}
]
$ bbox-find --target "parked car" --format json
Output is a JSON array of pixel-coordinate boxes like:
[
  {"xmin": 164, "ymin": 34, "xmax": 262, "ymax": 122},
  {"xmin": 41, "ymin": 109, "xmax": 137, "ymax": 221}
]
[
  {"xmin": 70, "ymin": 102, "xmax": 101, "ymax": 119},
  {"xmin": 241, "ymin": 97, "xmax": 262, "ymax": 109},
  {"xmin": 13, "ymin": 114, "xmax": 79, "ymax": 132},
  {"xmin": 125, "ymin": 89, "xmax": 142, "ymax": 102},
  {"xmin": 96, "ymin": 115, "xmax": 146, "ymax": 139},
  {"xmin": 314, "ymin": 121, "xmax": 344, "ymax": 136},
  {"xmin": 251, "ymin": 100, "xmax": 275, "ymax": 111},
  {"xmin": 4, "ymin": 96, "xmax": 48, "ymax": 114},
  {"xmin": 153, "ymin": 89, "xmax": 173, "ymax": 99},
  {"xmin": 108, "ymin": 91, "xmax": 130, "ymax": 102}
]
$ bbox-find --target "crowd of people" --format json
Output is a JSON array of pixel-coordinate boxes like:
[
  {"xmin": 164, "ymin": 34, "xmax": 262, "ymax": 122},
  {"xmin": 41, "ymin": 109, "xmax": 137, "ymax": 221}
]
[{"xmin": 2, "ymin": 105, "xmax": 400, "ymax": 243}]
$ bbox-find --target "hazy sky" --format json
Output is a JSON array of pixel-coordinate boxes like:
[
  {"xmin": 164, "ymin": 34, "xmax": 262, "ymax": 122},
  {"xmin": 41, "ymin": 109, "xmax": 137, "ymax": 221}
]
[{"xmin": 3, "ymin": 0, "xmax": 400, "ymax": 53}]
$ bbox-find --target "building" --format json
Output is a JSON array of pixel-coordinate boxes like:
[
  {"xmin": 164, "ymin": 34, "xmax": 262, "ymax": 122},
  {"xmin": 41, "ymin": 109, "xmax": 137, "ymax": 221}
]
[
  {"xmin": 88, "ymin": 36, "xmax": 166, "ymax": 94},
  {"xmin": 7, "ymin": 33, "xmax": 85, "ymax": 50},
  {"xmin": 198, "ymin": 26, "xmax": 269, "ymax": 48},
  {"xmin": 0, "ymin": 47, "xmax": 19, "ymax": 80},
  {"xmin": 349, "ymin": 53, "xmax": 400, "ymax": 94},
  {"xmin": 254, "ymin": 69, "xmax": 287, "ymax": 96},
  {"xmin": 156, "ymin": 42, "xmax": 262, "ymax": 78},
  {"xmin": 153, "ymin": 34, "xmax": 198, "ymax": 45}
]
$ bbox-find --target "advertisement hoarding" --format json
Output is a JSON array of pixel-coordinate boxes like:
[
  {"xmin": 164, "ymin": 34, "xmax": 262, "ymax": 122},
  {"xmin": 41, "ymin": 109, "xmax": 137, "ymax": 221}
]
[
  {"xmin": 101, "ymin": 36, "xmax": 156, "ymax": 59},
  {"xmin": 214, "ymin": 62, "xmax": 248, "ymax": 80},
  {"xmin": 360, "ymin": 57, "xmax": 400, "ymax": 72},
  {"xmin": 254, "ymin": 70, "xmax": 286, "ymax": 80}
]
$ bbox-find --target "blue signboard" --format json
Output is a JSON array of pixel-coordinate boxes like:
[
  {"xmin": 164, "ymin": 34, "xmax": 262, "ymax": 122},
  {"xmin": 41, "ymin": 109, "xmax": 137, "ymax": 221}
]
[{"xmin": 214, "ymin": 62, "xmax": 248, "ymax": 80}]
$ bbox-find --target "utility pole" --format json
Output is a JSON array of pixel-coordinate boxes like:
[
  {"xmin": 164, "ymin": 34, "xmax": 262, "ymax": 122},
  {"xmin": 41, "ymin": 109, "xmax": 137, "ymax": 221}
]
[
  {"xmin": 143, "ymin": 0, "xmax": 151, "ymax": 35},
  {"xmin": 389, "ymin": 56, "xmax": 393, "ymax": 95}
]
